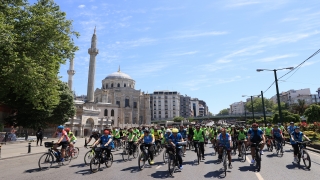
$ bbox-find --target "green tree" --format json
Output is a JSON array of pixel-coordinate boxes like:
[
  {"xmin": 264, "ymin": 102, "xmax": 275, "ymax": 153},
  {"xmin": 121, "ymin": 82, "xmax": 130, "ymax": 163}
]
[
  {"xmin": 304, "ymin": 104, "xmax": 320, "ymax": 123},
  {"xmin": 0, "ymin": 0, "xmax": 79, "ymax": 111},
  {"xmin": 290, "ymin": 99, "xmax": 308, "ymax": 115},
  {"xmin": 173, "ymin": 116, "xmax": 184, "ymax": 122},
  {"xmin": 272, "ymin": 110, "xmax": 299, "ymax": 124},
  {"xmin": 5, "ymin": 81, "xmax": 75, "ymax": 129},
  {"xmin": 218, "ymin": 109, "xmax": 229, "ymax": 115},
  {"xmin": 245, "ymin": 98, "xmax": 274, "ymax": 113}
]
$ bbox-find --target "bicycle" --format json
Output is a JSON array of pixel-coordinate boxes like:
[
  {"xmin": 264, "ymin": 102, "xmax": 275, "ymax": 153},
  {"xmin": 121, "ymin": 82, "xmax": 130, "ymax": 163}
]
[
  {"xmin": 163, "ymin": 146, "xmax": 169, "ymax": 164},
  {"xmin": 252, "ymin": 142, "xmax": 261, "ymax": 172},
  {"xmin": 122, "ymin": 141, "xmax": 139, "ymax": 162},
  {"xmin": 66, "ymin": 146, "xmax": 80, "ymax": 159},
  {"xmin": 220, "ymin": 145, "xmax": 229, "ymax": 177},
  {"xmin": 38, "ymin": 142, "xmax": 72, "ymax": 170},
  {"xmin": 193, "ymin": 140, "xmax": 201, "ymax": 164},
  {"xmin": 138, "ymin": 143, "xmax": 153, "ymax": 170},
  {"xmin": 231, "ymin": 139, "xmax": 237, "ymax": 155},
  {"xmin": 168, "ymin": 142, "xmax": 186, "ymax": 176},
  {"xmin": 266, "ymin": 137, "xmax": 273, "ymax": 152},
  {"xmin": 296, "ymin": 141, "xmax": 311, "ymax": 169},
  {"xmin": 90, "ymin": 146, "xmax": 113, "ymax": 173},
  {"xmin": 187, "ymin": 139, "xmax": 194, "ymax": 150},
  {"xmin": 239, "ymin": 140, "xmax": 246, "ymax": 162},
  {"xmin": 84, "ymin": 145, "xmax": 96, "ymax": 165},
  {"xmin": 275, "ymin": 138, "xmax": 284, "ymax": 157},
  {"xmin": 154, "ymin": 140, "xmax": 162, "ymax": 156}
]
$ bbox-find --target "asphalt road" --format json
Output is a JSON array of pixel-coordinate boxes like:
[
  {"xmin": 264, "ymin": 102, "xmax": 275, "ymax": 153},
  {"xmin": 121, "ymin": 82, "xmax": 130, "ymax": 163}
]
[{"xmin": 1, "ymin": 143, "xmax": 320, "ymax": 180}]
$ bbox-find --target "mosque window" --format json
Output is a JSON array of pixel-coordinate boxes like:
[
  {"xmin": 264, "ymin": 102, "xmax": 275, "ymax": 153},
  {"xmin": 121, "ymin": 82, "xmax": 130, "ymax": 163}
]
[
  {"xmin": 134, "ymin": 102, "xmax": 137, "ymax": 108},
  {"xmin": 124, "ymin": 83, "xmax": 126, "ymax": 87},
  {"xmin": 104, "ymin": 109, "xmax": 108, "ymax": 116},
  {"xmin": 106, "ymin": 84, "xmax": 108, "ymax": 88},
  {"xmin": 125, "ymin": 98, "xmax": 130, "ymax": 107},
  {"xmin": 117, "ymin": 83, "xmax": 120, "ymax": 87},
  {"xmin": 111, "ymin": 109, "xmax": 114, "ymax": 117},
  {"xmin": 111, "ymin": 83, "xmax": 113, "ymax": 88},
  {"xmin": 116, "ymin": 101, "xmax": 120, "ymax": 108}
]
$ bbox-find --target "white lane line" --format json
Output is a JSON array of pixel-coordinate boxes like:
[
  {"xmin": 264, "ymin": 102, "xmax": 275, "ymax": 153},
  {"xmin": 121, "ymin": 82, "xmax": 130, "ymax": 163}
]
[
  {"xmin": 246, "ymin": 156, "xmax": 264, "ymax": 180},
  {"xmin": 156, "ymin": 165, "xmax": 162, "ymax": 169},
  {"xmin": 308, "ymin": 151, "xmax": 320, "ymax": 158}
]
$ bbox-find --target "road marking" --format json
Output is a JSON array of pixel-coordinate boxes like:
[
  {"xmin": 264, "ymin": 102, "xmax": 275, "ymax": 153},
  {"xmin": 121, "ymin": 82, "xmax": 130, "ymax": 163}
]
[
  {"xmin": 156, "ymin": 165, "xmax": 162, "ymax": 169},
  {"xmin": 246, "ymin": 156, "xmax": 264, "ymax": 180},
  {"xmin": 308, "ymin": 151, "xmax": 320, "ymax": 158}
]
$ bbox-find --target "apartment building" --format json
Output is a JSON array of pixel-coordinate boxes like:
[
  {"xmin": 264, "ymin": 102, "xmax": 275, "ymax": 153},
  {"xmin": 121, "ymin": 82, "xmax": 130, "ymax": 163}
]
[
  {"xmin": 229, "ymin": 101, "xmax": 245, "ymax": 114},
  {"xmin": 150, "ymin": 91, "xmax": 180, "ymax": 121}
]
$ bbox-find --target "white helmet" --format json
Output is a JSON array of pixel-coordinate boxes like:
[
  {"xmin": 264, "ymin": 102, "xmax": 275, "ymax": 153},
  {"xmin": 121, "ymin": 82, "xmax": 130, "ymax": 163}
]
[
  {"xmin": 166, "ymin": 129, "xmax": 172, "ymax": 133},
  {"xmin": 92, "ymin": 129, "xmax": 98, "ymax": 133}
]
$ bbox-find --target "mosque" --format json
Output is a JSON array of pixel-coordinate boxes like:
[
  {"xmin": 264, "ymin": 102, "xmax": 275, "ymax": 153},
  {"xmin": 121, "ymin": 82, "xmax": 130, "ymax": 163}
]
[{"xmin": 65, "ymin": 28, "xmax": 151, "ymax": 137}]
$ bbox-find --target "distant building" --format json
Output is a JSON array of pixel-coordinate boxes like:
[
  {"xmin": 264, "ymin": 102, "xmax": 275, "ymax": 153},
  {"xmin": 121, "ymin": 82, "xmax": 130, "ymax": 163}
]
[
  {"xmin": 229, "ymin": 101, "xmax": 245, "ymax": 114},
  {"xmin": 180, "ymin": 95, "xmax": 192, "ymax": 118},
  {"xmin": 199, "ymin": 100, "xmax": 208, "ymax": 116},
  {"xmin": 150, "ymin": 91, "xmax": 180, "ymax": 121},
  {"xmin": 271, "ymin": 88, "xmax": 311, "ymax": 105},
  {"xmin": 190, "ymin": 98, "xmax": 200, "ymax": 117}
]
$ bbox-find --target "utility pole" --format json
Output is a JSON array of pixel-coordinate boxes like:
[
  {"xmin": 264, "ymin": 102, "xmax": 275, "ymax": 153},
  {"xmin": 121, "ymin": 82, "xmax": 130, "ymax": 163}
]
[
  {"xmin": 274, "ymin": 70, "xmax": 283, "ymax": 124},
  {"xmin": 261, "ymin": 91, "xmax": 267, "ymax": 127},
  {"xmin": 251, "ymin": 96, "xmax": 255, "ymax": 122}
]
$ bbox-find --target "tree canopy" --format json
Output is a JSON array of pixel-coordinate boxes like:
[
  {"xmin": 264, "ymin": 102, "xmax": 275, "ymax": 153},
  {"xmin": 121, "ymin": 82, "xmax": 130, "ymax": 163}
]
[
  {"xmin": 304, "ymin": 104, "xmax": 320, "ymax": 123},
  {"xmin": 218, "ymin": 109, "xmax": 229, "ymax": 115},
  {"xmin": 173, "ymin": 116, "xmax": 184, "ymax": 122},
  {"xmin": 245, "ymin": 98, "xmax": 274, "ymax": 113}
]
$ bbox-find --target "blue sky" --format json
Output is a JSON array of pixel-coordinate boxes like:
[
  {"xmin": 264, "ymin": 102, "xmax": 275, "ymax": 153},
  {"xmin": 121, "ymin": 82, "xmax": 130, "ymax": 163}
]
[{"xmin": 31, "ymin": 0, "xmax": 320, "ymax": 114}]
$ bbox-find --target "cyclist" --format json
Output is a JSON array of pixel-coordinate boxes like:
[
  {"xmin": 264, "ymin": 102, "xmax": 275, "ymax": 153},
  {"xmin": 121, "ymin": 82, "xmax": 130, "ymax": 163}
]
[
  {"xmin": 153, "ymin": 126, "xmax": 163, "ymax": 150},
  {"xmin": 272, "ymin": 125, "xmax": 284, "ymax": 151},
  {"xmin": 128, "ymin": 128, "xmax": 138, "ymax": 155},
  {"xmin": 290, "ymin": 126, "xmax": 311, "ymax": 163},
  {"xmin": 86, "ymin": 129, "xmax": 101, "ymax": 146},
  {"xmin": 217, "ymin": 128, "xmax": 232, "ymax": 169},
  {"xmin": 188, "ymin": 124, "xmax": 194, "ymax": 142},
  {"xmin": 264, "ymin": 124, "xmax": 273, "ymax": 150},
  {"xmin": 193, "ymin": 124, "xmax": 205, "ymax": 160},
  {"xmin": 237, "ymin": 126, "xmax": 247, "ymax": 157},
  {"xmin": 247, "ymin": 123, "xmax": 265, "ymax": 164},
  {"xmin": 92, "ymin": 129, "xmax": 114, "ymax": 160},
  {"xmin": 52, "ymin": 125, "xmax": 70, "ymax": 162},
  {"xmin": 179, "ymin": 125, "xmax": 187, "ymax": 155},
  {"xmin": 287, "ymin": 122, "xmax": 296, "ymax": 135},
  {"xmin": 138, "ymin": 129, "xmax": 155, "ymax": 164},
  {"xmin": 169, "ymin": 128, "xmax": 184, "ymax": 170},
  {"xmin": 229, "ymin": 125, "xmax": 238, "ymax": 154},
  {"xmin": 112, "ymin": 127, "xmax": 121, "ymax": 150},
  {"xmin": 65, "ymin": 128, "xmax": 77, "ymax": 150},
  {"xmin": 210, "ymin": 126, "xmax": 217, "ymax": 148}
]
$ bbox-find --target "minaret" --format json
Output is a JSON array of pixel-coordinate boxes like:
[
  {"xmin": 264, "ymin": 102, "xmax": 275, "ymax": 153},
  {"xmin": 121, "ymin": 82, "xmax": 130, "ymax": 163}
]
[
  {"xmin": 87, "ymin": 27, "xmax": 99, "ymax": 102},
  {"xmin": 67, "ymin": 57, "xmax": 75, "ymax": 90}
]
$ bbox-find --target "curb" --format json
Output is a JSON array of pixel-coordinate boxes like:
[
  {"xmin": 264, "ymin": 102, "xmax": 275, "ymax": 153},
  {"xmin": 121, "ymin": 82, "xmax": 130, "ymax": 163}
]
[
  {"xmin": 285, "ymin": 141, "xmax": 320, "ymax": 154},
  {"xmin": 0, "ymin": 152, "xmax": 45, "ymax": 161}
]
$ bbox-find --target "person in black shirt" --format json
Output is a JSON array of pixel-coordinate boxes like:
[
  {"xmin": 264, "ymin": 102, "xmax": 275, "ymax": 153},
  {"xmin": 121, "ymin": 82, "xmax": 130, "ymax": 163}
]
[
  {"xmin": 36, "ymin": 128, "xmax": 43, "ymax": 146},
  {"xmin": 85, "ymin": 129, "xmax": 101, "ymax": 146}
]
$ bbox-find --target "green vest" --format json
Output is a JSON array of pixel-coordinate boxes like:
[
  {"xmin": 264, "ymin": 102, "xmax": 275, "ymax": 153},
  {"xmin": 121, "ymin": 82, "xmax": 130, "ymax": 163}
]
[
  {"xmin": 193, "ymin": 130, "xmax": 204, "ymax": 142},
  {"xmin": 238, "ymin": 130, "xmax": 246, "ymax": 140},
  {"xmin": 68, "ymin": 131, "xmax": 77, "ymax": 141},
  {"xmin": 265, "ymin": 127, "xmax": 272, "ymax": 136},
  {"xmin": 112, "ymin": 130, "xmax": 120, "ymax": 138},
  {"xmin": 128, "ymin": 132, "xmax": 137, "ymax": 142}
]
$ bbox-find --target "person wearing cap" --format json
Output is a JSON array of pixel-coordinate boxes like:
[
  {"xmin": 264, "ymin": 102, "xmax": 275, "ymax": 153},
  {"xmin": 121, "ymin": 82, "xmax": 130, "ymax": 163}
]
[
  {"xmin": 153, "ymin": 126, "xmax": 163, "ymax": 150},
  {"xmin": 229, "ymin": 125, "xmax": 238, "ymax": 152},
  {"xmin": 193, "ymin": 124, "xmax": 205, "ymax": 160},
  {"xmin": 137, "ymin": 129, "xmax": 155, "ymax": 164},
  {"xmin": 92, "ymin": 129, "xmax": 114, "ymax": 160},
  {"xmin": 217, "ymin": 128, "xmax": 233, "ymax": 169},
  {"xmin": 210, "ymin": 126, "xmax": 217, "ymax": 149},
  {"xmin": 272, "ymin": 125, "xmax": 284, "ymax": 152},
  {"xmin": 128, "ymin": 128, "xmax": 138, "ymax": 155},
  {"xmin": 247, "ymin": 123, "xmax": 265, "ymax": 164},
  {"xmin": 237, "ymin": 126, "xmax": 247, "ymax": 157},
  {"xmin": 290, "ymin": 126, "xmax": 311, "ymax": 163},
  {"xmin": 52, "ymin": 125, "xmax": 70, "ymax": 162},
  {"xmin": 287, "ymin": 122, "xmax": 296, "ymax": 135},
  {"xmin": 86, "ymin": 129, "xmax": 101, "ymax": 146},
  {"xmin": 169, "ymin": 128, "xmax": 184, "ymax": 170}
]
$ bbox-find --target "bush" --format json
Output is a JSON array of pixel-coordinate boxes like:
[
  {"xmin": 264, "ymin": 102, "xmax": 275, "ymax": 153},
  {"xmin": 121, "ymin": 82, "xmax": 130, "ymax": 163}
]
[{"xmin": 304, "ymin": 131, "xmax": 317, "ymax": 138}]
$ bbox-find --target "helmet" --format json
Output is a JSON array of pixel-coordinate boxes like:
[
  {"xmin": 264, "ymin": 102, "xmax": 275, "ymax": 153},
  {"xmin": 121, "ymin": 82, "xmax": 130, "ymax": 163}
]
[
  {"xmin": 172, "ymin": 128, "xmax": 179, "ymax": 133},
  {"xmin": 295, "ymin": 126, "xmax": 300, "ymax": 129},
  {"xmin": 267, "ymin": 123, "xmax": 271, "ymax": 126},
  {"xmin": 144, "ymin": 129, "xmax": 150, "ymax": 133},
  {"xmin": 195, "ymin": 124, "xmax": 200, "ymax": 127},
  {"xmin": 240, "ymin": 126, "xmax": 244, "ymax": 129},
  {"xmin": 290, "ymin": 122, "xmax": 294, "ymax": 124},
  {"xmin": 65, "ymin": 128, "xmax": 70, "ymax": 132},
  {"xmin": 166, "ymin": 129, "xmax": 172, "ymax": 133},
  {"xmin": 274, "ymin": 124, "xmax": 278, "ymax": 127},
  {"xmin": 57, "ymin": 125, "xmax": 64, "ymax": 129},
  {"xmin": 278, "ymin": 123, "xmax": 281, "ymax": 125},
  {"xmin": 231, "ymin": 125, "xmax": 235, "ymax": 128},
  {"xmin": 92, "ymin": 129, "xmax": 98, "ymax": 133}
]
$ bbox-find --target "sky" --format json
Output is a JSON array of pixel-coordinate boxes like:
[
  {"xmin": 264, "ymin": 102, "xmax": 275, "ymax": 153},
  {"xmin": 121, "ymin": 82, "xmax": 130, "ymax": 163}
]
[{"xmin": 30, "ymin": 0, "xmax": 320, "ymax": 114}]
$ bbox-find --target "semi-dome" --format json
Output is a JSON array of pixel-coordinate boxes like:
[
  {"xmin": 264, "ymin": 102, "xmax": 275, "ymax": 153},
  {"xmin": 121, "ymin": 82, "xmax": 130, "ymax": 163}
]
[{"xmin": 105, "ymin": 67, "xmax": 133, "ymax": 80}]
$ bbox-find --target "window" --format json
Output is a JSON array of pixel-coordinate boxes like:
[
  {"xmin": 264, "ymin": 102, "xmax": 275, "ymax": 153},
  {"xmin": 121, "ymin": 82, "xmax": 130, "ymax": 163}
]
[
  {"xmin": 159, "ymin": 111, "xmax": 161, "ymax": 114},
  {"xmin": 104, "ymin": 109, "xmax": 108, "ymax": 116},
  {"xmin": 116, "ymin": 101, "xmax": 120, "ymax": 108},
  {"xmin": 159, "ymin": 115, "xmax": 161, "ymax": 118},
  {"xmin": 111, "ymin": 109, "xmax": 114, "ymax": 116},
  {"xmin": 106, "ymin": 84, "xmax": 108, "ymax": 88},
  {"xmin": 117, "ymin": 83, "xmax": 120, "ymax": 87},
  {"xmin": 154, "ymin": 115, "xmax": 156, "ymax": 118},
  {"xmin": 124, "ymin": 83, "xmax": 126, "ymax": 87},
  {"xmin": 125, "ymin": 98, "xmax": 130, "ymax": 107},
  {"xmin": 165, "ymin": 115, "xmax": 168, "ymax": 118},
  {"xmin": 134, "ymin": 102, "xmax": 137, "ymax": 108},
  {"xmin": 111, "ymin": 83, "xmax": 114, "ymax": 88}
]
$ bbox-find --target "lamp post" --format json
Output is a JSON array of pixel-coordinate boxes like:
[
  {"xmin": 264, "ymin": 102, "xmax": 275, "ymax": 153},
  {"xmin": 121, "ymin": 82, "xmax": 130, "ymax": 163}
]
[
  {"xmin": 260, "ymin": 91, "xmax": 267, "ymax": 127},
  {"xmin": 257, "ymin": 67, "xmax": 294, "ymax": 124},
  {"xmin": 242, "ymin": 95, "xmax": 259, "ymax": 122}
]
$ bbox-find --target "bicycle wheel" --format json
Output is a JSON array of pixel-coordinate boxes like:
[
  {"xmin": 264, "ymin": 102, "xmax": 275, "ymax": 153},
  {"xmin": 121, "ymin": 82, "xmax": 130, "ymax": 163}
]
[
  {"xmin": 156, "ymin": 144, "xmax": 161, "ymax": 155},
  {"xmin": 138, "ymin": 153, "xmax": 146, "ymax": 170},
  {"xmin": 241, "ymin": 143, "xmax": 246, "ymax": 162},
  {"xmin": 90, "ymin": 157, "xmax": 100, "ymax": 173},
  {"xmin": 133, "ymin": 147, "xmax": 139, "ymax": 159},
  {"xmin": 168, "ymin": 154, "xmax": 175, "ymax": 176},
  {"xmin": 84, "ymin": 150, "xmax": 95, "ymax": 165},
  {"xmin": 223, "ymin": 151, "xmax": 227, "ymax": 176},
  {"xmin": 72, "ymin": 147, "xmax": 80, "ymax": 159},
  {"xmin": 256, "ymin": 151, "xmax": 261, "ymax": 172},
  {"xmin": 269, "ymin": 141, "xmax": 273, "ymax": 152},
  {"xmin": 105, "ymin": 153, "xmax": 113, "ymax": 168},
  {"xmin": 197, "ymin": 148, "xmax": 200, "ymax": 164},
  {"xmin": 122, "ymin": 149, "xmax": 129, "ymax": 162},
  {"xmin": 302, "ymin": 150, "xmax": 311, "ymax": 169},
  {"xmin": 163, "ymin": 151, "xmax": 169, "ymax": 163},
  {"xmin": 63, "ymin": 152, "xmax": 72, "ymax": 166},
  {"xmin": 38, "ymin": 153, "xmax": 53, "ymax": 170}
]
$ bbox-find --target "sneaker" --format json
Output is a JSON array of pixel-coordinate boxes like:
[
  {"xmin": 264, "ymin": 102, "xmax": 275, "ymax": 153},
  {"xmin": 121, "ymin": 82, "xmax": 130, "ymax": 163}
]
[
  {"xmin": 228, "ymin": 163, "xmax": 233, "ymax": 169},
  {"xmin": 60, "ymin": 158, "xmax": 65, "ymax": 162},
  {"xmin": 238, "ymin": 154, "xmax": 241, "ymax": 157},
  {"xmin": 260, "ymin": 151, "xmax": 264, "ymax": 155},
  {"xmin": 150, "ymin": 160, "xmax": 154, "ymax": 165},
  {"xmin": 179, "ymin": 165, "xmax": 183, "ymax": 170},
  {"xmin": 251, "ymin": 159, "xmax": 255, "ymax": 164},
  {"xmin": 183, "ymin": 152, "xmax": 186, "ymax": 155},
  {"xmin": 202, "ymin": 156, "xmax": 205, "ymax": 160}
]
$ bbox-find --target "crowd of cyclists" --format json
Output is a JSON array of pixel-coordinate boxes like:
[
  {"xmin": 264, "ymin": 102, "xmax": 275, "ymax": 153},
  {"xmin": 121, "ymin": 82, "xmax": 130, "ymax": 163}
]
[{"xmin": 50, "ymin": 121, "xmax": 312, "ymax": 172}]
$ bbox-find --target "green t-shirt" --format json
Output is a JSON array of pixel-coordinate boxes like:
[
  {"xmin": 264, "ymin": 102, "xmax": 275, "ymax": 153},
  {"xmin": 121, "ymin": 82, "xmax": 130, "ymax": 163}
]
[
  {"xmin": 68, "ymin": 131, "xmax": 77, "ymax": 141},
  {"xmin": 193, "ymin": 129, "xmax": 204, "ymax": 142},
  {"xmin": 112, "ymin": 130, "xmax": 120, "ymax": 138},
  {"xmin": 128, "ymin": 132, "xmax": 138, "ymax": 142},
  {"xmin": 238, "ymin": 130, "xmax": 247, "ymax": 140},
  {"xmin": 265, "ymin": 127, "xmax": 272, "ymax": 136}
]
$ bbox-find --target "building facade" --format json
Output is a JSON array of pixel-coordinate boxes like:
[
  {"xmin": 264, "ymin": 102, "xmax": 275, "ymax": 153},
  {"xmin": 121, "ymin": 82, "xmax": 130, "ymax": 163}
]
[
  {"xmin": 229, "ymin": 101, "xmax": 245, "ymax": 114},
  {"xmin": 180, "ymin": 95, "xmax": 192, "ymax": 118},
  {"xmin": 150, "ymin": 91, "xmax": 180, "ymax": 121}
]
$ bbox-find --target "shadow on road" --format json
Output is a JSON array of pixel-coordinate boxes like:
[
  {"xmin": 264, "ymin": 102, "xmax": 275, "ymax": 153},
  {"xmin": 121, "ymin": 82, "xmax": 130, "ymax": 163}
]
[
  {"xmin": 24, "ymin": 168, "xmax": 42, "ymax": 173},
  {"xmin": 238, "ymin": 165, "xmax": 256, "ymax": 172},
  {"xmin": 75, "ymin": 169, "xmax": 92, "ymax": 175},
  {"xmin": 204, "ymin": 170, "xmax": 228, "ymax": 178},
  {"xmin": 69, "ymin": 163, "xmax": 87, "ymax": 168},
  {"xmin": 121, "ymin": 166, "xmax": 139, "ymax": 173},
  {"xmin": 266, "ymin": 154, "xmax": 276, "ymax": 158},
  {"xmin": 286, "ymin": 163, "xmax": 311, "ymax": 171},
  {"xmin": 204, "ymin": 160, "xmax": 220, "ymax": 164},
  {"xmin": 150, "ymin": 170, "xmax": 171, "ymax": 179}
]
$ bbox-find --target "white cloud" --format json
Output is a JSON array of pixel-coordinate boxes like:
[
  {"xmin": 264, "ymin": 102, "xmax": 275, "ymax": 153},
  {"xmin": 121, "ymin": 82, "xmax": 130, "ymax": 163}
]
[
  {"xmin": 78, "ymin": 5, "xmax": 85, "ymax": 8},
  {"xmin": 226, "ymin": 0, "xmax": 261, "ymax": 7},
  {"xmin": 216, "ymin": 59, "xmax": 232, "ymax": 64},
  {"xmin": 259, "ymin": 31, "xmax": 320, "ymax": 44},
  {"xmin": 257, "ymin": 54, "xmax": 297, "ymax": 62},
  {"xmin": 281, "ymin": 18, "xmax": 300, "ymax": 22},
  {"xmin": 153, "ymin": 7, "xmax": 185, "ymax": 11},
  {"xmin": 121, "ymin": 16, "xmax": 132, "ymax": 21},
  {"xmin": 171, "ymin": 51, "xmax": 198, "ymax": 56},
  {"xmin": 91, "ymin": 6, "xmax": 98, "ymax": 10},
  {"xmin": 172, "ymin": 31, "xmax": 228, "ymax": 39}
]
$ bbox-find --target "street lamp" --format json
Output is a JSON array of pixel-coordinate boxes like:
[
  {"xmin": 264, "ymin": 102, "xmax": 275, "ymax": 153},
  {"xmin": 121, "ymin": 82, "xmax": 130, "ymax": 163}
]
[
  {"xmin": 257, "ymin": 67, "xmax": 294, "ymax": 124},
  {"xmin": 242, "ymin": 95, "xmax": 260, "ymax": 122}
]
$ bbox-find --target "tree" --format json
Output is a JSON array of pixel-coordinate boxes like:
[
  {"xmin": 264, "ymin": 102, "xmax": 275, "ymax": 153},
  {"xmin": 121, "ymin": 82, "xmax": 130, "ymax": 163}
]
[
  {"xmin": 218, "ymin": 109, "xmax": 229, "ymax": 115},
  {"xmin": 173, "ymin": 116, "xmax": 184, "ymax": 122},
  {"xmin": 290, "ymin": 99, "xmax": 308, "ymax": 115},
  {"xmin": 304, "ymin": 104, "xmax": 320, "ymax": 123},
  {"xmin": 5, "ymin": 81, "xmax": 75, "ymax": 129},
  {"xmin": 0, "ymin": 0, "xmax": 79, "ymax": 111},
  {"xmin": 272, "ymin": 110, "xmax": 299, "ymax": 124},
  {"xmin": 245, "ymin": 98, "xmax": 274, "ymax": 113}
]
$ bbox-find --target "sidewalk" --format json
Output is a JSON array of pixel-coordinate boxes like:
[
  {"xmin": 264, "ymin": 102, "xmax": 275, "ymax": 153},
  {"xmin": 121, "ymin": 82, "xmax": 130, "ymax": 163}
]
[{"xmin": 0, "ymin": 138, "xmax": 87, "ymax": 160}]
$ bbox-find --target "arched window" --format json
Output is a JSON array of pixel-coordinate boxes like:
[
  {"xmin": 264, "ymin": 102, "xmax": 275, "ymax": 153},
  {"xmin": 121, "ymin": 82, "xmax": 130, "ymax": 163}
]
[
  {"xmin": 111, "ymin": 83, "xmax": 113, "ymax": 88},
  {"xmin": 104, "ymin": 109, "xmax": 108, "ymax": 116},
  {"xmin": 106, "ymin": 84, "xmax": 108, "ymax": 88},
  {"xmin": 111, "ymin": 109, "xmax": 114, "ymax": 117},
  {"xmin": 117, "ymin": 83, "xmax": 120, "ymax": 87},
  {"xmin": 124, "ymin": 83, "xmax": 126, "ymax": 87}
]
